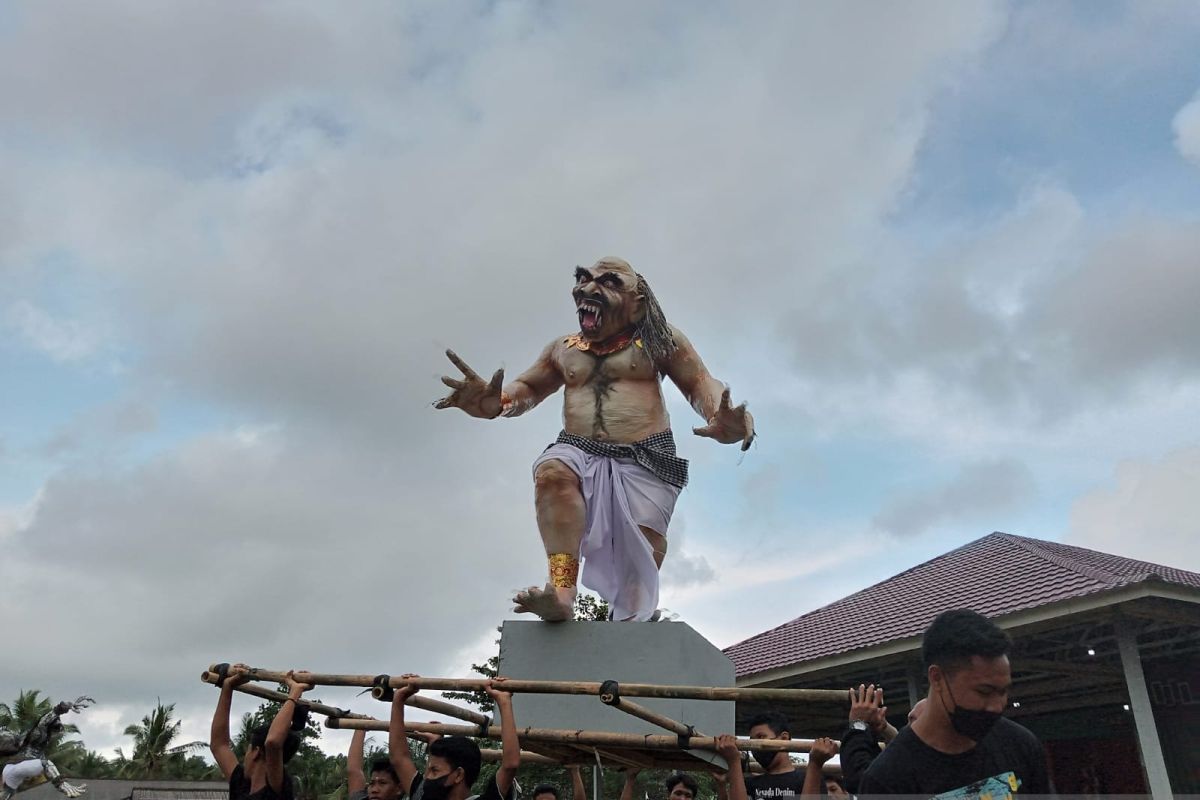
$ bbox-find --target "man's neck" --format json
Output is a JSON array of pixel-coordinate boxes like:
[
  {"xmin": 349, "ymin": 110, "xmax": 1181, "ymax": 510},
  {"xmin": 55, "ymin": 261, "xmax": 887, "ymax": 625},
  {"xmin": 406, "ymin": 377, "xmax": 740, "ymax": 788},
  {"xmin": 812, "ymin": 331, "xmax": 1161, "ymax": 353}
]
[
  {"xmin": 910, "ymin": 715, "xmax": 978, "ymax": 755},
  {"xmin": 767, "ymin": 758, "xmax": 796, "ymax": 775}
]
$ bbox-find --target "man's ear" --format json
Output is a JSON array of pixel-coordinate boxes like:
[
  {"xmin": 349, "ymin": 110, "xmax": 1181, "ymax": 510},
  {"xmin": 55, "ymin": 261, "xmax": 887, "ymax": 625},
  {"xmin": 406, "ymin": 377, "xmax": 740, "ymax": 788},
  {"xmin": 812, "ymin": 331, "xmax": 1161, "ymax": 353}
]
[
  {"xmin": 780, "ymin": 731, "xmax": 791, "ymax": 741},
  {"xmin": 928, "ymin": 664, "xmax": 943, "ymax": 688}
]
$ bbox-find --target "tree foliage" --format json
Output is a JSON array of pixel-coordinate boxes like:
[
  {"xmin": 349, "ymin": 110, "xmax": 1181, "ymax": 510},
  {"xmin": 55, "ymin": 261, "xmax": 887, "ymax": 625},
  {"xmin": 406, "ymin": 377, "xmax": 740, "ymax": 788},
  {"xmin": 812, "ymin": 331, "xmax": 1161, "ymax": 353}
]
[{"xmin": 121, "ymin": 700, "xmax": 210, "ymax": 779}]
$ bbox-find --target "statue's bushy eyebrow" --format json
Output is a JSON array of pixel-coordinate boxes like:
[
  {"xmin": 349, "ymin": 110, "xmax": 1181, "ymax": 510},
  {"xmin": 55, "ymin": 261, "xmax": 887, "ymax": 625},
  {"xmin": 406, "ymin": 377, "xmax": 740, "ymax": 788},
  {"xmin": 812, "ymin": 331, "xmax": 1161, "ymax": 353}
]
[{"xmin": 574, "ymin": 267, "xmax": 590, "ymax": 282}]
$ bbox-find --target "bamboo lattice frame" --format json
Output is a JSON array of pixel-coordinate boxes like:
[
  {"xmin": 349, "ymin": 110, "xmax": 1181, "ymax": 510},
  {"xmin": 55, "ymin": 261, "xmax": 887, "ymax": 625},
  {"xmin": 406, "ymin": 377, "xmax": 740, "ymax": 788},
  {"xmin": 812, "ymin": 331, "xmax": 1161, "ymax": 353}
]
[{"xmin": 201, "ymin": 666, "xmax": 845, "ymax": 774}]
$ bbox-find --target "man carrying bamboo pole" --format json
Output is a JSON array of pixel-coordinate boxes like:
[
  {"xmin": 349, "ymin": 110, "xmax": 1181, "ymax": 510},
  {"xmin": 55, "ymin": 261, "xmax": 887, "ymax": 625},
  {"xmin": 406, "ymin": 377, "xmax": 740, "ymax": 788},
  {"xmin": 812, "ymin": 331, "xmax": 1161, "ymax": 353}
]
[
  {"xmin": 620, "ymin": 770, "xmax": 699, "ymax": 800},
  {"xmin": 210, "ymin": 666, "xmax": 310, "ymax": 800},
  {"xmin": 388, "ymin": 676, "xmax": 520, "ymax": 800},
  {"xmin": 347, "ymin": 729, "xmax": 403, "ymax": 800},
  {"xmin": 532, "ymin": 767, "xmax": 587, "ymax": 800},
  {"xmin": 435, "ymin": 257, "xmax": 754, "ymax": 622},
  {"xmin": 722, "ymin": 712, "xmax": 805, "ymax": 800}
]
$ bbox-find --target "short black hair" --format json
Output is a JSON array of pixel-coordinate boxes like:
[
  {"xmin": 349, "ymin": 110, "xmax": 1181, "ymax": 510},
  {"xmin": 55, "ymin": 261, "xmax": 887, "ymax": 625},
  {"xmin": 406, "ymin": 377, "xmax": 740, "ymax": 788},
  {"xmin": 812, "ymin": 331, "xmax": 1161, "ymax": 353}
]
[
  {"xmin": 428, "ymin": 736, "xmax": 482, "ymax": 785},
  {"xmin": 371, "ymin": 759, "xmax": 399, "ymax": 782},
  {"xmin": 665, "ymin": 774, "xmax": 698, "ymax": 796},
  {"xmin": 922, "ymin": 609, "xmax": 1012, "ymax": 674},
  {"xmin": 531, "ymin": 784, "xmax": 559, "ymax": 799},
  {"xmin": 248, "ymin": 726, "xmax": 302, "ymax": 763},
  {"xmin": 746, "ymin": 710, "xmax": 790, "ymax": 737}
]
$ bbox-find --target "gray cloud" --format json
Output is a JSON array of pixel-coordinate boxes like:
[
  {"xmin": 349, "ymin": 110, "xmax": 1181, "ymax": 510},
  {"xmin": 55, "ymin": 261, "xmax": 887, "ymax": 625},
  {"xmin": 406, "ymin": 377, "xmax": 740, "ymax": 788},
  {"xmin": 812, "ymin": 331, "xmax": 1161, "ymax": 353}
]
[
  {"xmin": 1067, "ymin": 445, "xmax": 1200, "ymax": 572},
  {"xmin": 661, "ymin": 551, "xmax": 716, "ymax": 590},
  {"xmin": 1175, "ymin": 90, "xmax": 1200, "ymax": 168},
  {"xmin": 40, "ymin": 400, "xmax": 159, "ymax": 458},
  {"xmin": 873, "ymin": 459, "xmax": 1036, "ymax": 538},
  {"xmin": 0, "ymin": 424, "xmax": 541, "ymax": 706},
  {"xmin": 0, "ymin": 0, "xmax": 1064, "ymax": 756},
  {"xmin": 786, "ymin": 192, "xmax": 1200, "ymax": 427}
]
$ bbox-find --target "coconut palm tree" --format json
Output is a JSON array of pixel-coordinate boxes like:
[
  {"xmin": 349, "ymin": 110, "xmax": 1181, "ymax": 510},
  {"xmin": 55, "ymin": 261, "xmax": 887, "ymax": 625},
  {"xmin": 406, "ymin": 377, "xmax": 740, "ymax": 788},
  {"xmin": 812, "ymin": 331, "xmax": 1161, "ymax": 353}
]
[
  {"xmin": 121, "ymin": 701, "xmax": 207, "ymax": 779},
  {"xmin": 56, "ymin": 749, "xmax": 116, "ymax": 779}
]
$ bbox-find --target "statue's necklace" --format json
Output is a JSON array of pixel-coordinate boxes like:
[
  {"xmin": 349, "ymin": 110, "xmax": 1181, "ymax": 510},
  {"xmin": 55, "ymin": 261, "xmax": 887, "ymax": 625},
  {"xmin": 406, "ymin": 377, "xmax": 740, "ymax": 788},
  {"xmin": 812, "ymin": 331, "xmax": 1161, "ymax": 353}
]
[{"xmin": 564, "ymin": 328, "xmax": 642, "ymax": 357}]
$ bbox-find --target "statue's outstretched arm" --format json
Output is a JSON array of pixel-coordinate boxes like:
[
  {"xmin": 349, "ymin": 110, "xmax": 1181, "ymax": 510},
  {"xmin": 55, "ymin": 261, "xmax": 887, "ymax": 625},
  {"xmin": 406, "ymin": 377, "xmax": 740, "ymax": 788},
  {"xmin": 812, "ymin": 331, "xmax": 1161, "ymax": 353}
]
[
  {"xmin": 434, "ymin": 350, "xmax": 505, "ymax": 419},
  {"xmin": 662, "ymin": 327, "xmax": 755, "ymax": 450},
  {"xmin": 41, "ymin": 759, "xmax": 85, "ymax": 798},
  {"xmin": 500, "ymin": 340, "xmax": 564, "ymax": 418},
  {"xmin": 433, "ymin": 342, "xmax": 562, "ymax": 419}
]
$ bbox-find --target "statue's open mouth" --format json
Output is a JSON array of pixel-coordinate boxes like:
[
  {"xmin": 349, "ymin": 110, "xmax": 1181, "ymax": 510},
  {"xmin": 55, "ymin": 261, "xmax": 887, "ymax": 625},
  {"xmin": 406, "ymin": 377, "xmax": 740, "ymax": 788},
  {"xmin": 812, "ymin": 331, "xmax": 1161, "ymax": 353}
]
[{"xmin": 577, "ymin": 298, "xmax": 604, "ymax": 333}]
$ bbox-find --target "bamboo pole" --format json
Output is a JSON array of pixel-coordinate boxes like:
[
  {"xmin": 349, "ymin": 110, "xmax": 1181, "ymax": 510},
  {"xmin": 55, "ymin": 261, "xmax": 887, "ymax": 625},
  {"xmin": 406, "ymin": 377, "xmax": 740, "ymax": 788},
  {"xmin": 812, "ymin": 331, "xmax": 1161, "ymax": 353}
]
[
  {"xmin": 480, "ymin": 749, "xmax": 557, "ymax": 765},
  {"xmin": 368, "ymin": 688, "xmax": 491, "ymax": 727},
  {"xmin": 201, "ymin": 671, "xmax": 486, "ymax": 728},
  {"xmin": 223, "ymin": 668, "xmax": 846, "ymax": 705},
  {"xmin": 598, "ymin": 692, "xmax": 700, "ymax": 739},
  {"xmin": 200, "ymin": 673, "xmax": 372, "ymax": 720},
  {"xmin": 324, "ymin": 717, "xmax": 821, "ymax": 753}
]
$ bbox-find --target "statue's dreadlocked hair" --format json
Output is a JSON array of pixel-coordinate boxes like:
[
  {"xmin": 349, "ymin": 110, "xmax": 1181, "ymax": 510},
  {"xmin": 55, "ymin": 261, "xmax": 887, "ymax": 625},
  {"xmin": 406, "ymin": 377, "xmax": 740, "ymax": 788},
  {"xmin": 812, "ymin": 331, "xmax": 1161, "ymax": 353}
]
[{"xmin": 634, "ymin": 273, "xmax": 677, "ymax": 366}]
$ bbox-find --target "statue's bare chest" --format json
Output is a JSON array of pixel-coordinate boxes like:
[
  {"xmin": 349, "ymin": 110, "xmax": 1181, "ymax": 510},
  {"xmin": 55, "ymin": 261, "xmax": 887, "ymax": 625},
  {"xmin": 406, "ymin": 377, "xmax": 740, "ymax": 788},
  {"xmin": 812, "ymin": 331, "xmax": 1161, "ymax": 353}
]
[{"xmin": 558, "ymin": 343, "xmax": 658, "ymax": 386}]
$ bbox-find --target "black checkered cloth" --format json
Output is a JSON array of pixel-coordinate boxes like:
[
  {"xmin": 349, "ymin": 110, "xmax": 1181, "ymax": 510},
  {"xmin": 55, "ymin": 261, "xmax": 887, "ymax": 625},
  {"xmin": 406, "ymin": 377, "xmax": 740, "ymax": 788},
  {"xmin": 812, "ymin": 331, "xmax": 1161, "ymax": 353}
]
[{"xmin": 551, "ymin": 429, "xmax": 689, "ymax": 488}]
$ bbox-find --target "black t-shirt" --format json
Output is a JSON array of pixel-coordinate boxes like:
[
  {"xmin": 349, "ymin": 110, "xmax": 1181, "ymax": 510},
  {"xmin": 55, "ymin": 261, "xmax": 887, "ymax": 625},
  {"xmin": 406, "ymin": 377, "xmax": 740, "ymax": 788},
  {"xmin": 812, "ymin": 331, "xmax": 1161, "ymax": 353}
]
[
  {"xmin": 858, "ymin": 718, "xmax": 1051, "ymax": 797},
  {"xmin": 838, "ymin": 727, "xmax": 883, "ymax": 794},
  {"xmin": 409, "ymin": 773, "xmax": 514, "ymax": 800},
  {"xmin": 228, "ymin": 764, "xmax": 294, "ymax": 800},
  {"xmin": 743, "ymin": 769, "xmax": 806, "ymax": 800}
]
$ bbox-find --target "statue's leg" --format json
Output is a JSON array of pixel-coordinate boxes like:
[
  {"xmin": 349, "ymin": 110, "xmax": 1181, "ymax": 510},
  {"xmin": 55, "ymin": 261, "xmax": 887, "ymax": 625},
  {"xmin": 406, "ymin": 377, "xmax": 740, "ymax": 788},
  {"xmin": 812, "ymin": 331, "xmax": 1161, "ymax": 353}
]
[
  {"xmin": 601, "ymin": 526, "xmax": 669, "ymax": 621},
  {"xmin": 1, "ymin": 763, "xmax": 17, "ymax": 800},
  {"xmin": 513, "ymin": 458, "xmax": 584, "ymax": 622},
  {"xmin": 3, "ymin": 761, "xmax": 45, "ymax": 800},
  {"xmin": 639, "ymin": 526, "xmax": 668, "ymax": 568}
]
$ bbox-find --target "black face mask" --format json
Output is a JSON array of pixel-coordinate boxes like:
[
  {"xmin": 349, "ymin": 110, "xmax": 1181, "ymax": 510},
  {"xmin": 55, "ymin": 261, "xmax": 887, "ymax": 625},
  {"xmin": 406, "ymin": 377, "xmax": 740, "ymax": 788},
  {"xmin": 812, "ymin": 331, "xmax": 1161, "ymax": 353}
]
[
  {"xmin": 943, "ymin": 683, "xmax": 1002, "ymax": 742},
  {"xmin": 752, "ymin": 748, "xmax": 778, "ymax": 769},
  {"xmin": 421, "ymin": 774, "xmax": 454, "ymax": 800}
]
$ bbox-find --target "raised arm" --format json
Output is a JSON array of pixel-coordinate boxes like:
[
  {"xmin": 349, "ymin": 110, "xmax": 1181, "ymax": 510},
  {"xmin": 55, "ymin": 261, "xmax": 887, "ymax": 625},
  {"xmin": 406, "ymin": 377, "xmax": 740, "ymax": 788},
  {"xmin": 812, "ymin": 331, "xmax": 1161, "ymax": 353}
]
[
  {"xmin": 801, "ymin": 738, "xmax": 837, "ymax": 797},
  {"xmin": 435, "ymin": 342, "xmax": 563, "ymax": 421},
  {"xmin": 348, "ymin": 728, "xmax": 367, "ymax": 795},
  {"xmin": 484, "ymin": 679, "xmax": 521, "ymax": 797},
  {"xmin": 660, "ymin": 328, "xmax": 754, "ymax": 450},
  {"xmin": 266, "ymin": 671, "xmax": 312, "ymax": 793},
  {"xmin": 500, "ymin": 339, "xmax": 564, "ymax": 417},
  {"xmin": 568, "ymin": 766, "xmax": 587, "ymax": 800},
  {"xmin": 619, "ymin": 770, "xmax": 641, "ymax": 800},
  {"xmin": 714, "ymin": 735, "xmax": 746, "ymax": 800},
  {"xmin": 210, "ymin": 666, "xmax": 250, "ymax": 779},
  {"xmin": 388, "ymin": 676, "xmax": 421, "ymax": 793}
]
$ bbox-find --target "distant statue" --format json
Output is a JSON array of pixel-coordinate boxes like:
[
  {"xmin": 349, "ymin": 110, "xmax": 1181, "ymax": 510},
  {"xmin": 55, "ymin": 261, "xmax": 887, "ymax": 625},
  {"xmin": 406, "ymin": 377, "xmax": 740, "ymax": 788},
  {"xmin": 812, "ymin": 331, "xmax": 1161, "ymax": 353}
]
[
  {"xmin": 436, "ymin": 257, "xmax": 753, "ymax": 621},
  {"xmin": 1, "ymin": 697, "xmax": 93, "ymax": 800}
]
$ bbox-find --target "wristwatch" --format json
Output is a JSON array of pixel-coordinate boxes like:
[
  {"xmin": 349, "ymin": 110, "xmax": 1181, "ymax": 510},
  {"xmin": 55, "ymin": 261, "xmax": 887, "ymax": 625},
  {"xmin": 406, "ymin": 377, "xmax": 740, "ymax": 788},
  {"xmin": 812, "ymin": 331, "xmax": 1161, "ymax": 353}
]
[{"xmin": 848, "ymin": 720, "xmax": 870, "ymax": 733}]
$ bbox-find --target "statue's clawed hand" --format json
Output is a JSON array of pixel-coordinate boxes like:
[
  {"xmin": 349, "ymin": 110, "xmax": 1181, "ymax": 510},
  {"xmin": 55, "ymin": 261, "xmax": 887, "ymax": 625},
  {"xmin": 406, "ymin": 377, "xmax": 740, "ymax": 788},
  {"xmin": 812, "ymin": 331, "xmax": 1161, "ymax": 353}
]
[
  {"xmin": 693, "ymin": 388, "xmax": 755, "ymax": 451},
  {"xmin": 434, "ymin": 350, "xmax": 505, "ymax": 419}
]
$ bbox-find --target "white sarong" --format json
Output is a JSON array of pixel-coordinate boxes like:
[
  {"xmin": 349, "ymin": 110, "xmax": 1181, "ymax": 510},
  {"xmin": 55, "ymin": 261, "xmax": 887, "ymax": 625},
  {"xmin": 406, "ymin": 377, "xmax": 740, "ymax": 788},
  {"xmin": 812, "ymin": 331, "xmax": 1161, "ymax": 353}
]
[
  {"xmin": 3, "ymin": 760, "xmax": 44, "ymax": 790},
  {"xmin": 534, "ymin": 443, "xmax": 682, "ymax": 621}
]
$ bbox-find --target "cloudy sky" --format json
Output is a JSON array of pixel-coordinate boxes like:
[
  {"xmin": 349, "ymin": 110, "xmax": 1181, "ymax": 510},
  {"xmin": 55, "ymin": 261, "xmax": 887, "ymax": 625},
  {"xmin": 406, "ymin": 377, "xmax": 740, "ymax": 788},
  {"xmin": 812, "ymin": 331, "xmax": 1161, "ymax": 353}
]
[{"xmin": 3, "ymin": 0, "xmax": 1200, "ymax": 758}]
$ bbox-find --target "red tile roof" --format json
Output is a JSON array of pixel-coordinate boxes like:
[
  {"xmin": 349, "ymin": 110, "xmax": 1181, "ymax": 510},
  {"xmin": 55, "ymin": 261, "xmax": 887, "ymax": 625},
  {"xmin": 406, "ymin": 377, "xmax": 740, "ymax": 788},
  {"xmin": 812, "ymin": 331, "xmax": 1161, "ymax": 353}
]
[{"xmin": 724, "ymin": 532, "xmax": 1200, "ymax": 679}]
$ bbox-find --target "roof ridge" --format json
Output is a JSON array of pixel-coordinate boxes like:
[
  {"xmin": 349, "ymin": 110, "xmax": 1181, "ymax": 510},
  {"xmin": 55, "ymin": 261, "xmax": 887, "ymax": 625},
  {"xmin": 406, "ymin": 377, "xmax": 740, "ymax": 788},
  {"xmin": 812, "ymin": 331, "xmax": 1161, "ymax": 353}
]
[
  {"xmin": 996, "ymin": 532, "xmax": 1164, "ymax": 585},
  {"xmin": 724, "ymin": 532, "xmax": 1002, "ymax": 650}
]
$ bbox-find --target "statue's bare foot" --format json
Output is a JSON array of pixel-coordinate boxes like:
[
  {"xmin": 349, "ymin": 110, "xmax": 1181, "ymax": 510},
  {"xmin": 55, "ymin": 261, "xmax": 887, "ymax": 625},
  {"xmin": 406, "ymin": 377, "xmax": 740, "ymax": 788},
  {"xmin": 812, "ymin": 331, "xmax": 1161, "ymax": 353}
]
[{"xmin": 513, "ymin": 584, "xmax": 575, "ymax": 622}]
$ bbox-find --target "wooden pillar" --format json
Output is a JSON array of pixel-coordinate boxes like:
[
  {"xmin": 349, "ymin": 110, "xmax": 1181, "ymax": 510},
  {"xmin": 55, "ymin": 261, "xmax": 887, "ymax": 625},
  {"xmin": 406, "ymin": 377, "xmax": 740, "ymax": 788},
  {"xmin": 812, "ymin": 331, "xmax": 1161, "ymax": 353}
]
[
  {"xmin": 905, "ymin": 664, "xmax": 923, "ymax": 710},
  {"xmin": 1115, "ymin": 617, "xmax": 1172, "ymax": 799}
]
